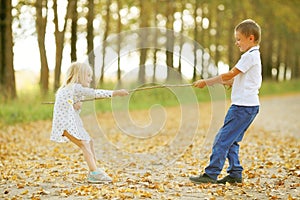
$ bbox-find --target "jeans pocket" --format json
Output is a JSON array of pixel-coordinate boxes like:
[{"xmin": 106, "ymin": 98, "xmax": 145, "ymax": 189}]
[{"xmin": 244, "ymin": 106, "xmax": 259, "ymax": 116}]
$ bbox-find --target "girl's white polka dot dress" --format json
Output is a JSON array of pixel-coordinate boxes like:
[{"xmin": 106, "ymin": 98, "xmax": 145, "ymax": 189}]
[{"xmin": 50, "ymin": 83, "xmax": 113, "ymax": 143}]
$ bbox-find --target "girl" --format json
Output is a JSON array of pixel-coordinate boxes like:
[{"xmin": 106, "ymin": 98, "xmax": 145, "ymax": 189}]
[{"xmin": 51, "ymin": 62, "xmax": 128, "ymax": 183}]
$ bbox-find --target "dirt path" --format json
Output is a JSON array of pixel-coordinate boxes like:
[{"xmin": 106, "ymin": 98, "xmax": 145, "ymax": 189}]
[
  {"xmin": 254, "ymin": 94, "xmax": 300, "ymax": 138},
  {"xmin": 0, "ymin": 94, "xmax": 299, "ymax": 199}
]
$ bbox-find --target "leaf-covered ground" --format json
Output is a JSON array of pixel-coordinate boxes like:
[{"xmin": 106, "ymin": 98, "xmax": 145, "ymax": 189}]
[{"xmin": 1, "ymin": 94, "xmax": 299, "ymax": 200}]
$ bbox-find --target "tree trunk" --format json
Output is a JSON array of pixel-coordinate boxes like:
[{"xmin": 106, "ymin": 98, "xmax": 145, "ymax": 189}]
[
  {"xmin": 199, "ymin": 3, "xmax": 205, "ymax": 79},
  {"xmin": 227, "ymin": 1, "xmax": 239, "ymax": 69},
  {"xmin": 0, "ymin": 0, "xmax": 6, "ymax": 86},
  {"xmin": 35, "ymin": 0, "xmax": 49, "ymax": 95},
  {"xmin": 292, "ymin": 34, "xmax": 299, "ymax": 79},
  {"xmin": 166, "ymin": 0, "xmax": 174, "ymax": 81},
  {"xmin": 294, "ymin": 49, "xmax": 300, "ymax": 79},
  {"xmin": 266, "ymin": 37, "xmax": 274, "ymax": 79},
  {"xmin": 261, "ymin": 23, "xmax": 273, "ymax": 80},
  {"xmin": 290, "ymin": 35, "xmax": 300, "ymax": 79},
  {"xmin": 206, "ymin": 3, "xmax": 212, "ymax": 60},
  {"xmin": 178, "ymin": 0, "xmax": 184, "ymax": 77},
  {"xmin": 214, "ymin": 4, "xmax": 223, "ymax": 75},
  {"xmin": 138, "ymin": 0, "xmax": 150, "ymax": 84},
  {"xmin": 117, "ymin": 0, "xmax": 122, "ymax": 81},
  {"xmin": 283, "ymin": 37, "xmax": 289, "ymax": 81},
  {"xmin": 152, "ymin": 0, "xmax": 158, "ymax": 83},
  {"xmin": 87, "ymin": 0, "xmax": 95, "ymax": 87},
  {"xmin": 100, "ymin": 0, "xmax": 111, "ymax": 84},
  {"xmin": 275, "ymin": 33, "xmax": 281, "ymax": 81},
  {"xmin": 0, "ymin": 0, "xmax": 16, "ymax": 99},
  {"xmin": 71, "ymin": 0, "xmax": 77, "ymax": 62},
  {"xmin": 201, "ymin": 3, "xmax": 210, "ymax": 78},
  {"xmin": 53, "ymin": 0, "xmax": 76, "ymax": 90},
  {"xmin": 192, "ymin": 0, "xmax": 198, "ymax": 81}
]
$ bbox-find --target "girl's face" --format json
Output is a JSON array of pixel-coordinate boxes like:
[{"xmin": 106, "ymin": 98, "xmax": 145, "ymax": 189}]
[
  {"xmin": 234, "ymin": 31, "xmax": 255, "ymax": 52},
  {"xmin": 81, "ymin": 70, "xmax": 92, "ymax": 87}
]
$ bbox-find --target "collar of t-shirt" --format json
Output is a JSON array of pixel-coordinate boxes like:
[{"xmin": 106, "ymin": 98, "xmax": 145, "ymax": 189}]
[{"xmin": 247, "ymin": 45, "xmax": 260, "ymax": 53}]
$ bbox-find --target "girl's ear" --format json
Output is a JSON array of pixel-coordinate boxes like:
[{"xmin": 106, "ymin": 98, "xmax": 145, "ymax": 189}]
[{"xmin": 249, "ymin": 35, "xmax": 255, "ymax": 41}]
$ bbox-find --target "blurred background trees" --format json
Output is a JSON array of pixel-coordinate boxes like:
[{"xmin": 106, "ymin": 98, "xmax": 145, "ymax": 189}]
[
  {"xmin": 0, "ymin": 0, "xmax": 299, "ymax": 100},
  {"xmin": 0, "ymin": 0, "xmax": 16, "ymax": 99}
]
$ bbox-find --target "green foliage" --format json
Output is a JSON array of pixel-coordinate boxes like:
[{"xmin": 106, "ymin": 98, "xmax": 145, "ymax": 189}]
[
  {"xmin": 260, "ymin": 79, "xmax": 300, "ymax": 96},
  {"xmin": 0, "ymin": 90, "xmax": 54, "ymax": 126},
  {"xmin": 1, "ymin": 80, "xmax": 300, "ymax": 126}
]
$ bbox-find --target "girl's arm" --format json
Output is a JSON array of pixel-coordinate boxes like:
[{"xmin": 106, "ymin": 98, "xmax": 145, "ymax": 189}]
[
  {"xmin": 74, "ymin": 84, "xmax": 113, "ymax": 99},
  {"xmin": 74, "ymin": 84, "xmax": 128, "ymax": 99}
]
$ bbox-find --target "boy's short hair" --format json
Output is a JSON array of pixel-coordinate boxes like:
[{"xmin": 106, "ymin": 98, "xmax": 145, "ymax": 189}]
[{"xmin": 235, "ymin": 19, "xmax": 261, "ymax": 44}]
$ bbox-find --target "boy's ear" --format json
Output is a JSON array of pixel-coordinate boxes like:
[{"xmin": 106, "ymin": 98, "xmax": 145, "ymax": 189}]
[{"xmin": 249, "ymin": 35, "xmax": 255, "ymax": 41}]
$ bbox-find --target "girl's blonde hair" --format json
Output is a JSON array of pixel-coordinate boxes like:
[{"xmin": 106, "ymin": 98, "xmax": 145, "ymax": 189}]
[{"xmin": 60, "ymin": 62, "xmax": 92, "ymax": 88}]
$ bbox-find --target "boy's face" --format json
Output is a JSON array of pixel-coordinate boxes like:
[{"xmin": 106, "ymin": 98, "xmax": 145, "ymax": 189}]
[{"xmin": 234, "ymin": 31, "xmax": 255, "ymax": 52}]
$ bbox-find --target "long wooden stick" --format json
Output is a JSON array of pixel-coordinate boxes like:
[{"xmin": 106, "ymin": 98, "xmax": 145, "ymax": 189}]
[
  {"xmin": 41, "ymin": 83, "xmax": 193, "ymax": 104},
  {"xmin": 128, "ymin": 83, "xmax": 193, "ymax": 93}
]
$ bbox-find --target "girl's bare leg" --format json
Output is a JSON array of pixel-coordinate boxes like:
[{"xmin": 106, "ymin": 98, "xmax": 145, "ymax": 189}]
[
  {"xmin": 63, "ymin": 131, "xmax": 97, "ymax": 172},
  {"xmin": 89, "ymin": 139, "xmax": 97, "ymax": 162}
]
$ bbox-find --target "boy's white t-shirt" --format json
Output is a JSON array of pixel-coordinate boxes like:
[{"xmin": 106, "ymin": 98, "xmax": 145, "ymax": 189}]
[{"xmin": 231, "ymin": 46, "xmax": 262, "ymax": 106}]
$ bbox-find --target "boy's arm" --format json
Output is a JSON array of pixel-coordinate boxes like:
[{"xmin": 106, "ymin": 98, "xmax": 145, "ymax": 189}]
[
  {"xmin": 222, "ymin": 79, "xmax": 234, "ymax": 86},
  {"xmin": 193, "ymin": 67, "xmax": 241, "ymax": 88}
]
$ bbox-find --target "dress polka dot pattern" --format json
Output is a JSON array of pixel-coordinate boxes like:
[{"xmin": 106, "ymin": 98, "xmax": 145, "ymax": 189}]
[{"xmin": 50, "ymin": 83, "xmax": 113, "ymax": 143}]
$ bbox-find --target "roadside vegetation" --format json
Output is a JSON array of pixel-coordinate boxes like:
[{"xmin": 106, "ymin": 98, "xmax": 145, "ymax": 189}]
[{"xmin": 1, "ymin": 79, "xmax": 300, "ymax": 126}]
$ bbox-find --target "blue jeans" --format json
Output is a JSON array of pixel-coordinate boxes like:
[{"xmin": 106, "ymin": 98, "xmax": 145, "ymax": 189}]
[{"xmin": 205, "ymin": 105, "xmax": 259, "ymax": 180}]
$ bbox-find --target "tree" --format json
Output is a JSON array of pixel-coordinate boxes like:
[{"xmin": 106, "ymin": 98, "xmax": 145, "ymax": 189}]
[
  {"xmin": 70, "ymin": 0, "xmax": 77, "ymax": 62},
  {"xmin": 192, "ymin": 0, "xmax": 199, "ymax": 81},
  {"xmin": 35, "ymin": 0, "xmax": 49, "ymax": 95},
  {"xmin": 100, "ymin": 0, "xmax": 111, "ymax": 84},
  {"xmin": 7, "ymin": 0, "xmax": 300, "ymax": 98},
  {"xmin": 165, "ymin": 0, "xmax": 175, "ymax": 81},
  {"xmin": 214, "ymin": 3, "xmax": 224, "ymax": 72},
  {"xmin": 53, "ymin": 0, "xmax": 76, "ymax": 90},
  {"xmin": 177, "ymin": 0, "xmax": 185, "ymax": 78},
  {"xmin": 152, "ymin": 0, "xmax": 159, "ymax": 82},
  {"xmin": 0, "ymin": 0, "xmax": 16, "ymax": 100},
  {"xmin": 138, "ymin": 0, "xmax": 150, "ymax": 84},
  {"xmin": 0, "ymin": 0, "xmax": 6, "ymax": 90},
  {"xmin": 225, "ymin": 0, "xmax": 238, "ymax": 69},
  {"xmin": 200, "ymin": 3, "xmax": 209, "ymax": 78},
  {"xmin": 292, "ymin": 34, "xmax": 300, "ymax": 79},
  {"xmin": 116, "ymin": 0, "xmax": 122, "ymax": 81},
  {"xmin": 87, "ymin": 0, "xmax": 95, "ymax": 87}
]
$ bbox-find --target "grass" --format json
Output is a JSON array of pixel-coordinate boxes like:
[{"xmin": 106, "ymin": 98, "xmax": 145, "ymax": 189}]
[
  {"xmin": 1, "ymin": 79, "xmax": 300, "ymax": 126},
  {"xmin": 260, "ymin": 79, "xmax": 300, "ymax": 95}
]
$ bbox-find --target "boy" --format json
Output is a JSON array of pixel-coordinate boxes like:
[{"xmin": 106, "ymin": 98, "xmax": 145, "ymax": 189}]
[{"xmin": 189, "ymin": 19, "xmax": 262, "ymax": 184}]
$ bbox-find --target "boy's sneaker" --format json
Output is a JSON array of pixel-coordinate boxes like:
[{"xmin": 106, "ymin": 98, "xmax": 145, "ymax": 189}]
[
  {"xmin": 87, "ymin": 169, "xmax": 112, "ymax": 183},
  {"xmin": 189, "ymin": 173, "xmax": 217, "ymax": 184},
  {"xmin": 217, "ymin": 175, "xmax": 242, "ymax": 184}
]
